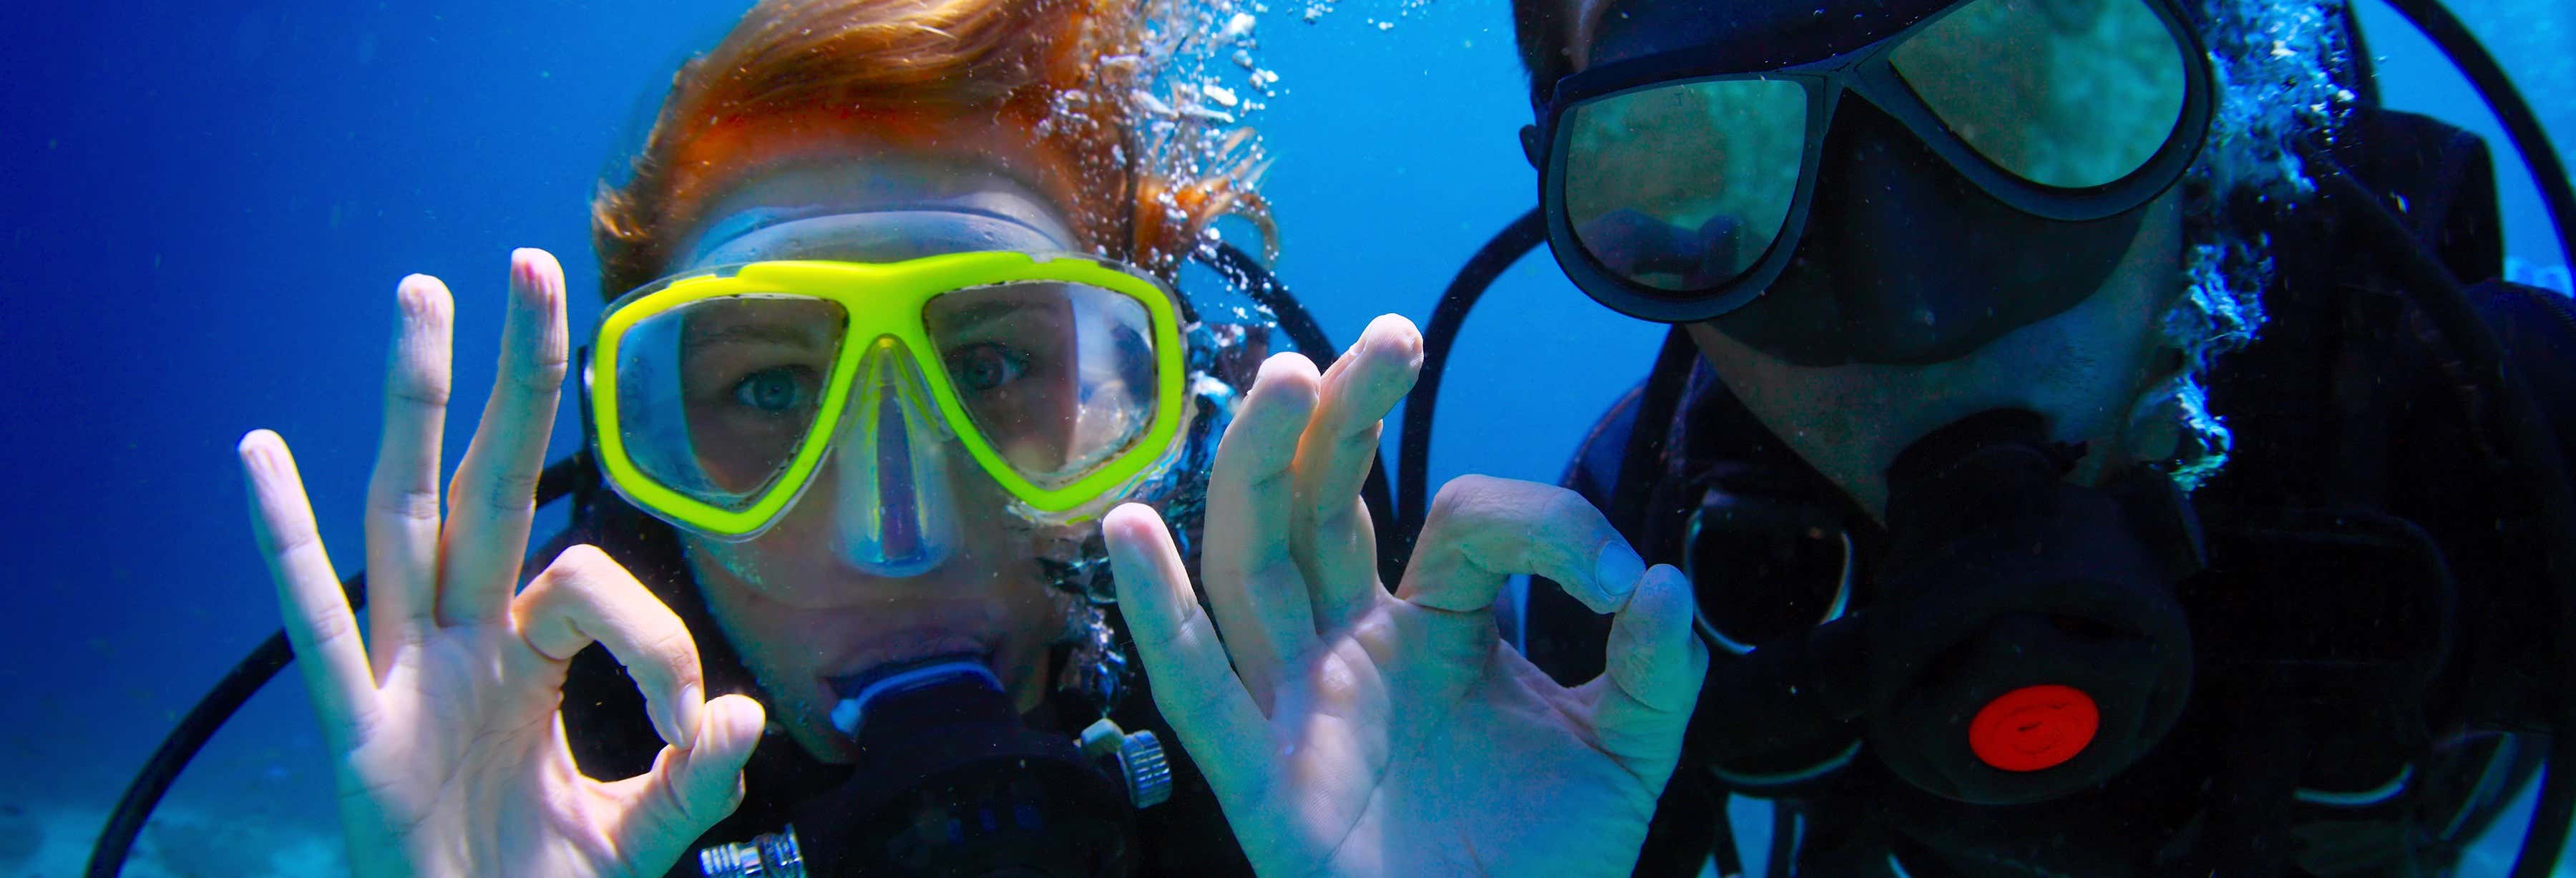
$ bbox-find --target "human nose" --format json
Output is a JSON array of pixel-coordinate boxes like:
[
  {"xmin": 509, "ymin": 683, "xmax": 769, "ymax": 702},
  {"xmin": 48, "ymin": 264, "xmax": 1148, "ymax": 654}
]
[{"xmin": 826, "ymin": 338, "xmax": 962, "ymax": 577}]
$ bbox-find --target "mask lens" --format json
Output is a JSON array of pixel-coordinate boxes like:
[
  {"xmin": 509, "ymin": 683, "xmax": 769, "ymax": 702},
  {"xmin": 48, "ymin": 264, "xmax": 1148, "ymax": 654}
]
[
  {"xmin": 613, "ymin": 295, "xmax": 848, "ymax": 512},
  {"xmin": 923, "ymin": 281, "xmax": 1163, "ymax": 488},
  {"xmin": 1890, "ymin": 0, "xmax": 2187, "ymax": 188},
  {"xmin": 1561, "ymin": 78, "xmax": 1807, "ymax": 292}
]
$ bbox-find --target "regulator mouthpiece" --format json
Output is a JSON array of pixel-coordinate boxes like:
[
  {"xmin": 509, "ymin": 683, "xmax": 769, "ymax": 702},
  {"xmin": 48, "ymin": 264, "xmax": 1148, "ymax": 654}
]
[
  {"xmin": 1864, "ymin": 409, "xmax": 2198, "ymax": 805},
  {"xmin": 825, "ymin": 655, "xmax": 1001, "ymax": 740},
  {"xmin": 708, "ymin": 655, "xmax": 1152, "ymax": 877}
]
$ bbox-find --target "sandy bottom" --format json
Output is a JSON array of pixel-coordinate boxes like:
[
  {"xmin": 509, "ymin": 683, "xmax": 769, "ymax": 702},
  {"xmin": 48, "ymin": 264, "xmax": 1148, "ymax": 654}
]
[
  {"xmin": 6, "ymin": 778, "xmax": 2570, "ymax": 876},
  {"xmin": 0, "ymin": 798, "xmax": 344, "ymax": 878}
]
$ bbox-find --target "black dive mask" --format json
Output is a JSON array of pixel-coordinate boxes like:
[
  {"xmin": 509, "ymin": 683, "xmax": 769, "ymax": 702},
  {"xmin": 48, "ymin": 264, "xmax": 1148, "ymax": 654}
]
[
  {"xmin": 1527, "ymin": 0, "xmax": 2214, "ymax": 364},
  {"xmin": 690, "ymin": 657, "xmax": 1171, "ymax": 878},
  {"xmin": 1691, "ymin": 409, "xmax": 2203, "ymax": 804}
]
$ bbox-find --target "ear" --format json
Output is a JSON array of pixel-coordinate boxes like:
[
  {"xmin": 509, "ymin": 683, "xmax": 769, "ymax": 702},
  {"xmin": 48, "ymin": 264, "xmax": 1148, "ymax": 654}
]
[{"xmin": 1518, "ymin": 125, "xmax": 1545, "ymax": 170}]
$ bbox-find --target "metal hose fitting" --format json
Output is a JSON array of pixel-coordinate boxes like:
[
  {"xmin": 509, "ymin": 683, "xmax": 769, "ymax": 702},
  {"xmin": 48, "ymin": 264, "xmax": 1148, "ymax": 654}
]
[{"xmin": 697, "ymin": 826, "xmax": 806, "ymax": 878}]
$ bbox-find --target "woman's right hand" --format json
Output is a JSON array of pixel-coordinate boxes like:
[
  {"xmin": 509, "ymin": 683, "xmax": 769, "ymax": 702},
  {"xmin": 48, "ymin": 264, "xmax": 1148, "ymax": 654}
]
[{"xmin": 237, "ymin": 249, "xmax": 767, "ymax": 877}]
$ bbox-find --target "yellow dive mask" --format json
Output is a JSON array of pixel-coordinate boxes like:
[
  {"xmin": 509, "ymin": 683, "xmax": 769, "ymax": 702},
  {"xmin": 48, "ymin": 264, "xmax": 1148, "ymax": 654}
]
[{"xmin": 587, "ymin": 252, "xmax": 1190, "ymax": 549}]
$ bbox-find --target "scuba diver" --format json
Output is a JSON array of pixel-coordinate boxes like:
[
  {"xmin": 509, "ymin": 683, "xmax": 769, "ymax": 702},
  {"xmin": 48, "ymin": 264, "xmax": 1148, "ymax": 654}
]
[
  {"xmin": 1380, "ymin": 0, "xmax": 2576, "ymax": 874},
  {"xmin": 207, "ymin": 0, "xmax": 1709, "ymax": 875},
  {"xmin": 229, "ymin": 0, "xmax": 1268, "ymax": 873}
]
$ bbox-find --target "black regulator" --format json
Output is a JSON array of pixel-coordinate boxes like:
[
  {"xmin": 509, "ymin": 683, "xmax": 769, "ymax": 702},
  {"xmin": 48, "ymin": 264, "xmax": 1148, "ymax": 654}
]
[
  {"xmin": 688, "ymin": 656, "xmax": 1173, "ymax": 878},
  {"xmin": 1862, "ymin": 409, "xmax": 2201, "ymax": 803},
  {"xmin": 1686, "ymin": 409, "xmax": 2205, "ymax": 805}
]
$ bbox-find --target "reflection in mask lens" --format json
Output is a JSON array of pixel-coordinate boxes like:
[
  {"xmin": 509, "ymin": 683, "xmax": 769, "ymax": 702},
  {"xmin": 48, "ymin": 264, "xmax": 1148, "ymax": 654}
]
[
  {"xmin": 924, "ymin": 281, "xmax": 1161, "ymax": 487},
  {"xmin": 1890, "ymin": 0, "xmax": 2185, "ymax": 188},
  {"xmin": 615, "ymin": 296, "xmax": 849, "ymax": 512},
  {"xmin": 1562, "ymin": 79, "xmax": 1807, "ymax": 292}
]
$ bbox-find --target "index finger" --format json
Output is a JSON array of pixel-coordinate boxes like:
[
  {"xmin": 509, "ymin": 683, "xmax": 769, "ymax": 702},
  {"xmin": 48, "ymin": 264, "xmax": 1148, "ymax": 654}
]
[
  {"xmin": 1588, "ymin": 563, "xmax": 1708, "ymax": 781},
  {"xmin": 240, "ymin": 430, "xmax": 379, "ymax": 751},
  {"xmin": 1397, "ymin": 475, "xmax": 1648, "ymax": 615},
  {"xmin": 514, "ymin": 545, "xmax": 706, "ymax": 751}
]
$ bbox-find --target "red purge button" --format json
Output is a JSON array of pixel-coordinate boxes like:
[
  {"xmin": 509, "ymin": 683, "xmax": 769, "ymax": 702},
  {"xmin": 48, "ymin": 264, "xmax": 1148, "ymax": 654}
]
[{"xmin": 1968, "ymin": 684, "xmax": 2099, "ymax": 772}]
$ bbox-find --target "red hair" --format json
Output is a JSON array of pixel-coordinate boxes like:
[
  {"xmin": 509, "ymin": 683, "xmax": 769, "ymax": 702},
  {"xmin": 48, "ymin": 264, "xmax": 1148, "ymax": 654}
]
[{"xmin": 592, "ymin": 0, "xmax": 1271, "ymax": 299}]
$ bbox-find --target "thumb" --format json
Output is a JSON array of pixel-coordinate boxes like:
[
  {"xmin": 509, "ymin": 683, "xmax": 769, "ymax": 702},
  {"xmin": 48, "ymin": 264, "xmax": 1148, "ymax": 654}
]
[
  {"xmin": 608, "ymin": 693, "xmax": 766, "ymax": 869},
  {"xmin": 1589, "ymin": 565, "xmax": 1707, "ymax": 788}
]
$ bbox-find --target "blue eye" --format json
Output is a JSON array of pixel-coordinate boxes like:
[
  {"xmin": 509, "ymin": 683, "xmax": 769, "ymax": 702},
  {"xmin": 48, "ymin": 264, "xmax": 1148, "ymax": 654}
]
[
  {"xmin": 732, "ymin": 367, "xmax": 816, "ymax": 414},
  {"xmin": 947, "ymin": 343, "xmax": 1030, "ymax": 391}
]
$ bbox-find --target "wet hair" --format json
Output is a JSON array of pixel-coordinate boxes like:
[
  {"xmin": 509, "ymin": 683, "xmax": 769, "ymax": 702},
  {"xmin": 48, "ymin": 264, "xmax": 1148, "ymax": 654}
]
[
  {"xmin": 592, "ymin": 0, "xmax": 1274, "ymax": 301},
  {"xmin": 1509, "ymin": 0, "xmax": 1581, "ymax": 101},
  {"xmin": 1504, "ymin": 0, "xmax": 1566, "ymax": 101},
  {"xmin": 1506, "ymin": 0, "xmax": 2354, "ymax": 487},
  {"xmin": 587, "ymin": 0, "xmax": 1287, "ymax": 719}
]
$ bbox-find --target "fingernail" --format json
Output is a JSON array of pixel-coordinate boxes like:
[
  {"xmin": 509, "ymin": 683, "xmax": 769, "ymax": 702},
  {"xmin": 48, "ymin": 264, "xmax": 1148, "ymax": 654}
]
[
  {"xmin": 651, "ymin": 710, "xmax": 680, "ymax": 749},
  {"xmin": 1596, "ymin": 540, "xmax": 1645, "ymax": 603},
  {"xmin": 676, "ymin": 683, "xmax": 703, "ymax": 749}
]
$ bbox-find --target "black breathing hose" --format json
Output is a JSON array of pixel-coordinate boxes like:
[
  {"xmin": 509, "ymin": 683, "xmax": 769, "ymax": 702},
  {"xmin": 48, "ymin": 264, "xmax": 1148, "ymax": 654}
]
[
  {"xmin": 1394, "ymin": 208, "xmax": 1549, "ymax": 560},
  {"xmin": 2341, "ymin": 5, "xmax": 2576, "ymax": 872},
  {"xmin": 2373, "ymin": 0, "xmax": 2576, "ymax": 282},
  {"xmin": 86, "ymin": 605, "xmax": 345, "ymax": 878},
  {"xmin": 2313, "ymin": 159, "xmax": 2576, "ymax": 878},
  {"xmin": 85, "ymin": 454, "xmax": 595, "ymax": 878}
]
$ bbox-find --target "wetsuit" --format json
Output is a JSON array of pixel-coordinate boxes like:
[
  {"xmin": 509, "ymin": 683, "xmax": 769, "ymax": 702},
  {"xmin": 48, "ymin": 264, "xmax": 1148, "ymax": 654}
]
[
  {"xmin": 530, "ymin": 495, "xmax": 1256, "ymax": 877},
  {"xmin": 1524, "ymin": 105, "xmax": 2576, "ymax": 877}
]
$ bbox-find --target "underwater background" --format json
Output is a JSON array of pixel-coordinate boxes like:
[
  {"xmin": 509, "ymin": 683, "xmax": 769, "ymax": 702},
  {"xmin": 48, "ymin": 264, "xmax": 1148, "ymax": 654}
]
[{"xmin": 0, "ymin": 0, "xmax": 2570, "ymax": 874}]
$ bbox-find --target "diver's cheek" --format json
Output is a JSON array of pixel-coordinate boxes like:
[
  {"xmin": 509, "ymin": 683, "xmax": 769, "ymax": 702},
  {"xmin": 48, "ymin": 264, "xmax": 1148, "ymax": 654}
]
[
  {"xmin": 692, "ymin": 528, "xmax": 791, "ymax": 595},
  {"xmin": 693, "ymin": 494, "xmax": 838, "ymax": 605},
  {"xmin": 1979, "ymin": 193, "xmax": 2186, "ymax": 472},
  {"xmin": 685, "ymin": 557, "xmax": 852, "ymax": 762},
  {"xmin": 945, "ymin": 452, "xmax": 1045, "ymax": 561}
]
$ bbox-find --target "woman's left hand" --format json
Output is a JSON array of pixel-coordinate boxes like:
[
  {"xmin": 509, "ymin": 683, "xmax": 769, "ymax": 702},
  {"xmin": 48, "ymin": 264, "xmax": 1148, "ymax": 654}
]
[{"xmin": 1103, "ymin": 314, "xmax": 1707, "ymax": 877}]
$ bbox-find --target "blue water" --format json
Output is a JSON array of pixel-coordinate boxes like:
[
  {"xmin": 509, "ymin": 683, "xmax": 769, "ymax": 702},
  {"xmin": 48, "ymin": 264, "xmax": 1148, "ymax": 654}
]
[{"xmin": 0, "ymin": 0, "xmax": 2570, "ymax": 874}]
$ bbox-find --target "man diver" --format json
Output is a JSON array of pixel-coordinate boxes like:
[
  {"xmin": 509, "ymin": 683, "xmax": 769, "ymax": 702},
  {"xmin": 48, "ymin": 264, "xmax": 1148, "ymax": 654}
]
[{"xmin": 1474, "ymin": 0, "xmax": 2576, "ymax": 874}]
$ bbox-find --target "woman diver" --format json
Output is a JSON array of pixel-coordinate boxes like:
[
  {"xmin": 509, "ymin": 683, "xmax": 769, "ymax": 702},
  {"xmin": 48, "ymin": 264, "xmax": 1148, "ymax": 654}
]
[
  {"xmin": 232, "ymin": 0, "xmax": 1709, "ymax": 874},
  {"xmin": 238, "ymin": 0, "xmax": 1272, "ymax": 872}
]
